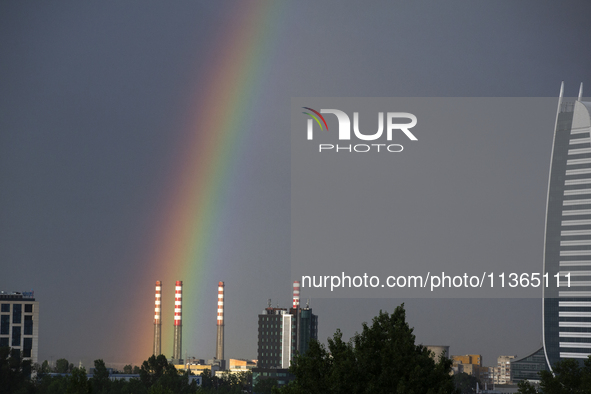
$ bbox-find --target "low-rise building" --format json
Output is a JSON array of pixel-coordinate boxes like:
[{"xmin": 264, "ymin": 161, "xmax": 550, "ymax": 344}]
[
  {"xmin": 214, "ymin": 358, "xmax": 256, "ymax": 378},
  {"xmin": 173, "ymin": 363, "xmax": 220, "ymax": 375},
  {"xmin": 452, "ymin": 354, "xmax": 491, "ymax": 385}
]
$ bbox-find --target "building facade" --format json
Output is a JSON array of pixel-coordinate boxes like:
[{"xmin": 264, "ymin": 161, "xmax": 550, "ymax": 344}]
[
  {"xmin": 257, "ymin": 306, "xmax": 291, "ymax": 369},
  {"xmin": 451, "ymin": 354, "xmax": 490, "ymax": 385},
  {"xmin": 494, "ymin": 355, "xmax": 515, "ymax": 385},
  {"xmin": 511, "ymin": 347, "xmax": 548, "ymax": 383},
  {"xmin": 426, "ymin": 345, "xmax": 450, "ymax": 363},
  {"xmin": 0, "ymin": 291, "xmax": 39, "ymax": 364},
  {"xmin": 253, "ymin": 298, "xmax": 318, "ymax": 391},
  {"xmin": 543, "ymin": 83, "xmax": 591, "ymax": 369},
  {"xmin": 256, "ymin": 303, "xmax": 318, "ymax": 369}
]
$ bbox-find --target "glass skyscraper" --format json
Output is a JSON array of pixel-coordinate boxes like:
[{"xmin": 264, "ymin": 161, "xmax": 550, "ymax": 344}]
[{"xmin": 543, "ymin": 82, "xmax": 591, "ymax": 369}]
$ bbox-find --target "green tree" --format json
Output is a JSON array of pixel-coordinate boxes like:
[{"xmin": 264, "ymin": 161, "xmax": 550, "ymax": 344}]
[
  {"xmin": 516, "ymin": 380, "xmax": 538, "ymax": 394},
  {"xmin": 123, "ymin": 364, "xmax": 132, "ymax": 374},
  {"xmin": 148, "ymin": 383, "xmax": 174, "ymax": 394},
  {"xmin": 0, "ymin": 347, "xmax": 33, "ymax": 394},
  {"xmin": 453, "ymin": 372, "xmax": 480, "ymax": 394},
  {"xmin": 281, "ymin": 304, "xmax": 458, "ymax": 394},
  {"xmin": 91, "ymin": 359, "xmax": 110, "ymax": 393},
  {"xmin": 254, "ymin": 377, "xmax": 278, "ymax": 394},
  {"xmin": 140, "ymin": 354, "xmax": 176, "ymax": 387},
  {"xmin": 133, "ymin": 365, "xmax": 141, "ymax": 374},
  {"xmin": 38, "ymin": 375, "xmax": 68, "ymax": 394},
  {"xmin": 126, "ymin": 377, "xmax": 148, "ymax": 394},
  {"xmin": 55, "ymin": 358, "xmax": 70, "ymax": 374},
  {"xmin": 66, "ymin": 367, "xmax": 90, "ymax": 394},
  {"xmin": 139, "ymin": 354, "xmax": 194, "ymax": 393},
  {"xmin": 516, "ymin": 356, "xmax": 591, "ymax": 394}
]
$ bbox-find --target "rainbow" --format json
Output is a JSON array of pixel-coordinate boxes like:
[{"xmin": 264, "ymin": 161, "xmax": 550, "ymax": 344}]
[{"xmin": 132, "ymin": 2, "xmax": 287, "ymax": 362}]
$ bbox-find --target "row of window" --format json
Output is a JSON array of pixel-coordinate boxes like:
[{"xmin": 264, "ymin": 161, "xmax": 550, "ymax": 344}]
[
  {"xmin": 1, "ymin": 304, "xmax": 34, "ymax": 313},
  {"xmin": 0, "ymin": 337, "xmax": 33, "ymax": 357},
  {"xmin": 260, "ymin": 316, "xmax": 281, "ymax": 321},
  {"xmin": 0, "ymin": 328, "xmax": 33, "ymax": 347},
  {"xmin": 261, "ymin": 324, "xmax": 282, "ymax": 329},
  {"xmin": 0, "ymin": 315, "xmax": 33, "ymax": 335}
]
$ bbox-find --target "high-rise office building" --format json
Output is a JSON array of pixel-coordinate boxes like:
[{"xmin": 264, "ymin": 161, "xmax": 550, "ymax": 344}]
[
  {"xmin": 0, "ymin": 291, "xmax": 39, "ymax": 364},
  {"xmin": 295, "ymin": 300, "xmax": 318, "ymax": 355},
  {"xmin": 256, "ymin": 283, "xmax": 318, "ymax": 369},
  {"xmin": 543, "ymin": 82, "xmax": 591, "ymax": 369},
  {"xmin": 257, "ymin": 305, "xmax": 293, "ymax": 369},
  {"xmin": 254, "ymin": 295, "xmax": 318, "ymax": 391}
]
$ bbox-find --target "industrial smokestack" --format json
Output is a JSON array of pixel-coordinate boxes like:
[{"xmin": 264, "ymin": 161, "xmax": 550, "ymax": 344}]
[
  {"xmin": 172, "ymin": 280, "xmax": 182, "ymax": 362},
  {"xmin": 293, "ymin": 281, "xmax": 300, "ymax": 309},
  {"xmin": 216, "ymin": 281, "xmax": 224, "ymax": 364},
  {"xmin": 293, "ymin": 280, "xmax": 301, "ymax": 352},
  {"xmin": 153, "ymin": 281, "xmax": 162, "ymax": 355}
]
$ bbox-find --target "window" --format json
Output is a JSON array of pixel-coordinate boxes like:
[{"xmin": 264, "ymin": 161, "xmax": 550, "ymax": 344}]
[
  {"xmin": 13, "ymin": 304, "xmax": 21, "ymax": 324},
  {"xmin": 24, "ymin": 316, "xmax": 33, "ymax": 335},
  {"xmin": 23, "ymin": 338, "xmax": 32, "ymax": 358},
  {"xmin": 12, "ymin": 326, "xmax": 21, "ymax": 347},
  {"xmin": 0, "ymin": 304, "xmax": 8, "ymax": 313},
  {"xmin": 0, "ymin": 315, "xmax": 9, "ymax": 335},
  {"xmin": 25, "ymin": 304, "xmax": 32, "ymax": 313},
  {"xmin": 0, "ymin": 338, "xmax": 8, "ymax": 347}
]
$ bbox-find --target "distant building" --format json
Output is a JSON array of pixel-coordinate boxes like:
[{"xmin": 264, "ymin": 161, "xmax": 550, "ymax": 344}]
[
  {"xmin": 452, "ymin": 354, "xmax": 482, "ymax": 367},
  {"xmin": 494, "ymin": 355, "xmax": 515, "ymax": 385},
  {"xmin": 426, "ymin": 345, "xmax": 450, "ymax": 363},
  {"xmin": 0, "ymin": 291, "xmax": 39, "ymax": 364},
  {"xmin": 228, "ymin": 358, "xmax": 256, "ymax": 372},
  {"xmin": 214, "ymin": 359, "xmax": 256, "ymax": 379},
  {"xmin": 452, "ymin": 354, "xmax": 490, "ymax": 384},
  {"xmin": 510, "ymin": 347, "xmax": 548, "ymax": 383},
  {"xmin": 173, "ymin": 363, "xmax": 220, "ymax": 375}
]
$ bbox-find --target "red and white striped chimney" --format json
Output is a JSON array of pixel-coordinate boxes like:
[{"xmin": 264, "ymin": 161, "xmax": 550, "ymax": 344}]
[
  {"xmin": 293, "ymin": 280, "xmax": 300, "ymax": 309},
  {"xmin": 172, "ymin": 280, "xmax": 182, "ymax": 361},
  {"xmin": 153, "ymin": 281, "xmax": 162, "ymax": 355},
  {"xmin": 216, "ymin": 281, "xmax": 224, "ymax": 362}
]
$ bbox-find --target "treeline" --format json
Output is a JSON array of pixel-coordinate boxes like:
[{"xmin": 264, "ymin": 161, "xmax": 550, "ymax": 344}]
[
  {"xmin": 0, "ymin": 350, "xmax": 250, "ymax": 394},
  {"xmin": 7, "ymin": 303, "xmax": 589, "ymax": 394}
]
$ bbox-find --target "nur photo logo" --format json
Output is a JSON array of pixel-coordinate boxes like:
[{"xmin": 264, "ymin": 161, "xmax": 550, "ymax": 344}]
[{"xmin": 302, "ymin": 107, "xmax": 418, "ymax": 152}]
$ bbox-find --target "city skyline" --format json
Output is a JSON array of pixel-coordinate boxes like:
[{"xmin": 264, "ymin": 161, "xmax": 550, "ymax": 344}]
[{"xmin": 1, "ymin": 1, "xmax": 591, "ymax": 368}]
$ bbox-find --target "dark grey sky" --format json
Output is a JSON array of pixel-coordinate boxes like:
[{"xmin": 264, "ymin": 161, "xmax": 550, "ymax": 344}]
[{"xmin": 1, "ymin": 1, "xmax": 591, "ymax": 368}]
